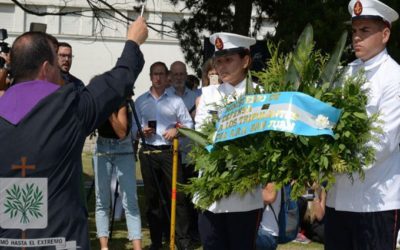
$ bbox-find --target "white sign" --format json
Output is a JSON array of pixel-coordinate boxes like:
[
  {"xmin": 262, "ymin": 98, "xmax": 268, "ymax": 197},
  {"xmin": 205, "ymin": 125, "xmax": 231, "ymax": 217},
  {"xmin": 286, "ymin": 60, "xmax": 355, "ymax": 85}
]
[
  {"xmin": 0, "ymin": 178, "xmax": 47, "ymax": 230},
  {"xmin": 0, "ymin": 237, "xmax": 78, "ymax": 249}
]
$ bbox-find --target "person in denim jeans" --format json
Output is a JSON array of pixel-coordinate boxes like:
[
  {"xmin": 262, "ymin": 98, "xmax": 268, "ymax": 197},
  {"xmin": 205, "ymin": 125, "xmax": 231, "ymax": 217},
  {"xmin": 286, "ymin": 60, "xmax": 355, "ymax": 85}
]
[
  {"xmin": 257, "ymin": 183, "xmax": 281, "ymax": 250},
  {"xmin": 93, "ymin": 104, "xmax": 142, "ymax": 250}
]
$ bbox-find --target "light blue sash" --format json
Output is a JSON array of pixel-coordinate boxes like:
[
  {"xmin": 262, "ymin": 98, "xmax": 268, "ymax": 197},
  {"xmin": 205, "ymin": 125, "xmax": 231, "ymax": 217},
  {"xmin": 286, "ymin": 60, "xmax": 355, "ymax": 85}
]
[{"xmin": 212, "ymin": 92, "xmax": 341, "ymax": 146}]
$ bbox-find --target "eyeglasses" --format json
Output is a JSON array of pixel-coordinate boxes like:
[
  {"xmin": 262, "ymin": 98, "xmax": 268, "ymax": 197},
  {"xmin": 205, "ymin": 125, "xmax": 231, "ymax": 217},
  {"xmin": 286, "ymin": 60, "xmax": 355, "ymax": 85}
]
[{"xmin": 58, "ymin": 54, "xmax": 73, "ymax": 59}]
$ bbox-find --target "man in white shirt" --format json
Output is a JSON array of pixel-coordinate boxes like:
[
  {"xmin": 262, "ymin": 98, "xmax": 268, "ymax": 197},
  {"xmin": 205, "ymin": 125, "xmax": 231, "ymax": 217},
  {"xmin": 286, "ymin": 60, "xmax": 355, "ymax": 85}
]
[
  {"xmin": 325, "ymin": 1, "xmax": 400, "ymax": 249},
  {"xmin": 134, "ymin": 61, "xmax": 194, "ymax": 250}
]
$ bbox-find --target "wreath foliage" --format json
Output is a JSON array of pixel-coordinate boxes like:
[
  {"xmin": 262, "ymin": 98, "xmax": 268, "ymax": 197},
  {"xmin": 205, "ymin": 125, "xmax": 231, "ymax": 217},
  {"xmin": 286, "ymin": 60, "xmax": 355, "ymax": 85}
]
[{"xmin": 179, "ymin": 25, "xmax": 381, "ymax": 209}]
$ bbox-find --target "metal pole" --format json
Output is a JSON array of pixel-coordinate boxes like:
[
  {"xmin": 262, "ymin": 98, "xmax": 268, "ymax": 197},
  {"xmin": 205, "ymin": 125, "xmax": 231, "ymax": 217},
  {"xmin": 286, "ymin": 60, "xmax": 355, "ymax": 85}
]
[{"xmin": 169, "ymin": 138, "xmax": 179, "ymax": 250}]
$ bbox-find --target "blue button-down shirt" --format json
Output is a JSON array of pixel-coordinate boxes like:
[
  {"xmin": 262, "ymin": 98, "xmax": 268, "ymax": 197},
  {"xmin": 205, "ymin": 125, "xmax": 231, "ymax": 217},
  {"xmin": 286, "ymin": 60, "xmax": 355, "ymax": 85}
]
[
  {"xmin": 166, "ymin": 86, "xmax": 197, "ymax": 112},
  {"xmin": 133, "ymin": 88, "xmax": 193, "ymax": 146}
]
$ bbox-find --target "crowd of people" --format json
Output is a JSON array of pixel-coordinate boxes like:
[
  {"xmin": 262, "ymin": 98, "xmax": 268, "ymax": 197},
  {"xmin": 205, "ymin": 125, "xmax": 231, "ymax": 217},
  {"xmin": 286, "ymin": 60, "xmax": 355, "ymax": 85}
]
[{"xmin": 0, "ymin": 0, "xmax": 400, "ymax": 249}]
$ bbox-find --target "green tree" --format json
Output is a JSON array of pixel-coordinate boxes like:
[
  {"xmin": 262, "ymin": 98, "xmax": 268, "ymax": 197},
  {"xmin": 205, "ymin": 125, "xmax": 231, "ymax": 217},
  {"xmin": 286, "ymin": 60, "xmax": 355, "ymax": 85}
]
[{"xmin": 171, "ymin": 0, "xmax": 400, "ymax": 71}]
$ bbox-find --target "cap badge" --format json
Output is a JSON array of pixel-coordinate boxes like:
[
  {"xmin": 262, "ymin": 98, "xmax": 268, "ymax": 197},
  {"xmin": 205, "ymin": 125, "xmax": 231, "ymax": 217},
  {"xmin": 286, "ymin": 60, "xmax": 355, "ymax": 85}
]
[
  {"xmin": 354, "ymin": 0, "xmax": 363, "ymax": 16},
  {"xmin": 215, "ymin": 37, "xmax": 224, "ymax": 50}
]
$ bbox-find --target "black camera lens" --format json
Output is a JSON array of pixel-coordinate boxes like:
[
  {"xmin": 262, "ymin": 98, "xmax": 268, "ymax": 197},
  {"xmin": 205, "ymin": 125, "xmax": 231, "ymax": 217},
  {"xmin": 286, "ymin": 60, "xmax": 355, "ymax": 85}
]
[
  {"xmin": 0, "ymin": 57, "xmax": 5, "ymax": 68},
  {"xmin": 0, "ymin": 43, "xmax": 9, "ymax": 53}
]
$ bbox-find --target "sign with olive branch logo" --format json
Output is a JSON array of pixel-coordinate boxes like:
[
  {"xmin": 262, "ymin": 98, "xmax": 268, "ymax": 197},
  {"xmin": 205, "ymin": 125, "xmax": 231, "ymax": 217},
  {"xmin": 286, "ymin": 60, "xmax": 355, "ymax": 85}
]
[{"xmin": 0, "ymin": 178, "xmax": 47, "ymax": 230}]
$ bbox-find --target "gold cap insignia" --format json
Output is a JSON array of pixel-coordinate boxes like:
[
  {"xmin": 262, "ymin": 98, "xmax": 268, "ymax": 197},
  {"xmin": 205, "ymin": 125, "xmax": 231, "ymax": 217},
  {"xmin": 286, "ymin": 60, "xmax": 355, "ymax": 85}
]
[
  {"xmin": 215, "ymin": 37, "xmax": 224, "ymax": 50},
  {"xmin": 354, "ymin": 1, "xmax": 363, "ymax": 16}
]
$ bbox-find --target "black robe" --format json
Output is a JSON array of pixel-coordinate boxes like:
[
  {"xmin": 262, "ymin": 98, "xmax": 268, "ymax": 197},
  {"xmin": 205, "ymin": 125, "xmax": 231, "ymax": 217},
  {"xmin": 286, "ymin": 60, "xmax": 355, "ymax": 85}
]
[{"xmin": 0, "ymin": 41, "xmax": 144, "ymax": 249}]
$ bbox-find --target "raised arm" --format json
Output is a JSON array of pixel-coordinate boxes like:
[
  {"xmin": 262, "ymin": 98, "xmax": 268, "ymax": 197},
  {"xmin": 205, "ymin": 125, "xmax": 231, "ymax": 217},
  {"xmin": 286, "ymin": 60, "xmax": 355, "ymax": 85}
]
[{"xmin": 78, "ymin": 18, "xmax": 148, "ymax": 135}]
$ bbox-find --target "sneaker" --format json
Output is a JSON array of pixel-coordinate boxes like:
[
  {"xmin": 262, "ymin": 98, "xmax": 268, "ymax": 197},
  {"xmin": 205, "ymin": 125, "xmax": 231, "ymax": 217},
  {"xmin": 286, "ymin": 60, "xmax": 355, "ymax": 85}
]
[{"xmin": 293, "ymin": 232, "xmax": 311, "ymax": 244}]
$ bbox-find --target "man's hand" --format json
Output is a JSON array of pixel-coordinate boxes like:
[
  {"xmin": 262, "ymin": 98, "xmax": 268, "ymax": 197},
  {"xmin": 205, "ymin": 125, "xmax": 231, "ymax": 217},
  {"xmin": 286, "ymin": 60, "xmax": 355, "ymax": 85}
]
[
  {"xmin": 142, "ymin": 126, "xmax": 155, "ymax": 138},
  {"xmin": 128, "ymin": 16, "xmax": 148, "ymax": 45},
  {"xmin": 162, "ymin": 128, "xmax": 178, "ymax": 141}
]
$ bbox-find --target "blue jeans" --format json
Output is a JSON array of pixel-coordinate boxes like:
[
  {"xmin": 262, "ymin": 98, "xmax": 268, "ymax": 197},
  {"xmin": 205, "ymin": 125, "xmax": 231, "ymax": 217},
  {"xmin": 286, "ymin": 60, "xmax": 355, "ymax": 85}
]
[
  {"xmin": 256, "ymin": 229, "xmax": 278, "ymax": 250},
  {"xmin": 93, "ymin": 135, "xmax": 141, "ymax": 240}
]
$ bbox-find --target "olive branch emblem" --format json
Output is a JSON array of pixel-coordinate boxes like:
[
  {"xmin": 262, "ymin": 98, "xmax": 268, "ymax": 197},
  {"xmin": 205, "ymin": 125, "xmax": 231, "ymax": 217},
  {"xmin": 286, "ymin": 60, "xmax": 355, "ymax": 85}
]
[{"xmin": 4, "ymin": 183, "xmax": 44, "ymax": 224}]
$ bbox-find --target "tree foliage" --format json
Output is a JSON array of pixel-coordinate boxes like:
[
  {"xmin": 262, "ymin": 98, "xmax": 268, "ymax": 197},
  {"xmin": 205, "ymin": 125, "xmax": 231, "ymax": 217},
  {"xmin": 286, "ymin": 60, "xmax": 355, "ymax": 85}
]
[
  {"xmin": 172, "ymin": 0, "xmax": 273, "ymax": 72},
  {"xmin": 171, "ymin": 0, "xmax": 400, "ymax": 72}
]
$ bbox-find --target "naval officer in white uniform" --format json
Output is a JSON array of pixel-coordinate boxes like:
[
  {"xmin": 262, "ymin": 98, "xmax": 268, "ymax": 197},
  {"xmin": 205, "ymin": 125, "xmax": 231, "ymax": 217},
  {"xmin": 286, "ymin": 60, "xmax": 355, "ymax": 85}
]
[
  {"xmin": 195, "ymin": 32, "xmax": 263, "ymax": 250},
  {"xmin": 325, "ymin": 1, "xmax": 400, "ymax": 249}
]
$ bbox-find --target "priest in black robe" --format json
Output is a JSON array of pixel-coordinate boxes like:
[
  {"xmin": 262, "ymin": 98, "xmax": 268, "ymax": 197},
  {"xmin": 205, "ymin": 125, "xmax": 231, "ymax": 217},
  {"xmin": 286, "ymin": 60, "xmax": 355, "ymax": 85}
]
[{"xmin": 0, "ymin": 17, "xmax": 148, "ymax": 250}]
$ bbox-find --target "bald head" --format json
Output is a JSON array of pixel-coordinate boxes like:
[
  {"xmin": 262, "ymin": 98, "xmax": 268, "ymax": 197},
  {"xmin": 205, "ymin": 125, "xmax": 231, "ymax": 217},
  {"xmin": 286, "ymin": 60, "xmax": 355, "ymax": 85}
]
[
  {"xmin": 169, "ymin": 61, "xmax": 187, "ymax": 92},
  {"xmin": 11, "ymin": 32, "xmax": 59, "ymax": 84}
]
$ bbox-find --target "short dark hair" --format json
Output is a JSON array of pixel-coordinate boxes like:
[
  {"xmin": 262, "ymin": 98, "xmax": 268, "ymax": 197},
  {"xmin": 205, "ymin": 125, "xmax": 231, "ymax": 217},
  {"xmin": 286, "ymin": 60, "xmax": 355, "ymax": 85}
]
[
  {"xmin": 11, "ymin": 32, "xmax": 58, "ymax": 83},
  {"xmin": 352, "ymin": 16, "xmax": 391, "ymax": 29},
  {"xmin": 150, "ymin": 61, "xmax": 168, "ymax": 75},
  {"xmin": 186, "ymin": 74, "xmax": 200, "ymax": 89},
  {"xmin": 57, "ymin": 42, "xmax": 72, "ymax": 51}
]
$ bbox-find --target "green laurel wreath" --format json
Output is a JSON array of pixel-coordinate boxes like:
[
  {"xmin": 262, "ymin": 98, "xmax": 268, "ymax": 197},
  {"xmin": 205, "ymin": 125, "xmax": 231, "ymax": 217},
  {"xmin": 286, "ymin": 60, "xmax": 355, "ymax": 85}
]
[
  {"xmin": 179, "ymin": 24, "xmax": 382, "ymax": 210},
  {"xmin": 4, "ymin": 183, "xmax": 44, "ymax": 224}
]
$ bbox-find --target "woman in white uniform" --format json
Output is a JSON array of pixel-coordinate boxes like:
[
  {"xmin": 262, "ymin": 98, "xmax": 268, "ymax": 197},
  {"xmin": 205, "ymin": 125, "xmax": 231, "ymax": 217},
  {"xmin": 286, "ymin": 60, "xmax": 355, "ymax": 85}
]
[{"xmin": 195, "ymin": 32, "xmax": 263, "ymax": 250}]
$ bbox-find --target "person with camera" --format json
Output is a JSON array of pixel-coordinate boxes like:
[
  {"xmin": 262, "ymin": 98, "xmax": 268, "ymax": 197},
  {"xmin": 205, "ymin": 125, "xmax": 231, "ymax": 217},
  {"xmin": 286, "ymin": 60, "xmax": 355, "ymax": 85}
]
[
  {"xmin": 0, "ymin": 29, "xmax": 11, "ymax": 96},
  {"xmin": 0, "ymin": 51, "xmax": 10, "ymax": 96},
  {"xmin": 134, "ymin": 61, "xmax": 194, "ymax": 250},
  {"xmin": 0, "ymin": 17, "xmax": 148, "ymax": 249}
]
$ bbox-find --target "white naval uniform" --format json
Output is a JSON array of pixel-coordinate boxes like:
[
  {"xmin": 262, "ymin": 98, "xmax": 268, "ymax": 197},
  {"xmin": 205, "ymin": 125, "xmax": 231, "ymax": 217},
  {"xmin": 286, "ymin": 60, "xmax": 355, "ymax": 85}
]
[
  {"xmin": 195, "ymin": 79, "xmax": 263, "ymax": 213},
  {"xmin": 326, "ymin": 49, "xmax": 400, "ymax": 212}
]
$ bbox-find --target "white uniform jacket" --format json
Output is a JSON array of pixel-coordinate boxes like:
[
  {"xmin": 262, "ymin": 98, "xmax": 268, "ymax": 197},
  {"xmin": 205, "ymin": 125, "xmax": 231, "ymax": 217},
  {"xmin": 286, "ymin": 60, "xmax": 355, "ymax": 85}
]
[
  {"xmin": 194, "ymin": 79, "xmax": 263, "ymax": 213},
  {"xmin": 326, "ymin": 49, "xmax": 400, "ymax": 212}
]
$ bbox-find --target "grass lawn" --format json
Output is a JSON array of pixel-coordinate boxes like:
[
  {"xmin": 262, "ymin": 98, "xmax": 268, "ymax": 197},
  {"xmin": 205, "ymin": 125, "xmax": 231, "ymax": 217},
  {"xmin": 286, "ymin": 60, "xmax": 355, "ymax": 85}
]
[{"xmin": 82, "ymin": 152, "xmax": 323, "ymax": 250}]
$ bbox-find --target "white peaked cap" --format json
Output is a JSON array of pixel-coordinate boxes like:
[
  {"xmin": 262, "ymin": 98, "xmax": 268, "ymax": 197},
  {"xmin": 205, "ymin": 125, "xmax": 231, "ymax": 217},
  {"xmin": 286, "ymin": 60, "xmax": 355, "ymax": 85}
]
[
  {"xmin": 209, "ymin": 32, "xmax": 256, "ymax": 56},
  {"xmin": 348, "ymin": 0, "xmax": 399, "ymax": 24}
]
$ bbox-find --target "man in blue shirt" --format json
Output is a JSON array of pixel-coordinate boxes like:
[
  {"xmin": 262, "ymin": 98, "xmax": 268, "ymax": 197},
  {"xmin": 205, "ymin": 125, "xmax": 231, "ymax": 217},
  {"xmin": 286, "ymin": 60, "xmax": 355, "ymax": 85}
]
[{"xmin": 134, "ymin": 61, "xmax": 194, "ymax": 250}]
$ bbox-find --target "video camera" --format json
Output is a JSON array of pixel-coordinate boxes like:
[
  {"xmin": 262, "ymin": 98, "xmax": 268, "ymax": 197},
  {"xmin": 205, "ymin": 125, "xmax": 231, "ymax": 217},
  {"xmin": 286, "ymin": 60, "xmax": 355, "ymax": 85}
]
[{"xmin": 0, "ymin": 29, "xmax": 10, "ymax": 68}]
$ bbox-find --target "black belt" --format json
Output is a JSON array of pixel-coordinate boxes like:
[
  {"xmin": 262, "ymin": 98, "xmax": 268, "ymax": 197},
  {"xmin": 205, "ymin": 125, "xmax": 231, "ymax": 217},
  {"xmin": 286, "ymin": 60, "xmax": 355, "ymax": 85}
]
[{"xmin": 143, "ymin": 144, "xmax": 172, "ymax": 150}]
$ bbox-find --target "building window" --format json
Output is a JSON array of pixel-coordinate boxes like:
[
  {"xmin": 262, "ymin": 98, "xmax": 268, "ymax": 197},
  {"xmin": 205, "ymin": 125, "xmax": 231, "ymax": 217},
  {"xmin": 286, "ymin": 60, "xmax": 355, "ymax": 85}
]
[
  {"xmin": 60, "ymin": 8, "xmax": 93, "ymax": 36},
  {"xmin": 93, "ymin": 9, "xmax": 126, "ymax": 38},
  {"xmin": 24, "ymin": 5, "xmax": 46, "ymax": 32},
  {"xmin": 0, "ymin": 4, "xmax": 15, "ymax": 32},
  {"xmin": 161, "ymin": 12, "xmax": 182, "ymax": 40}
]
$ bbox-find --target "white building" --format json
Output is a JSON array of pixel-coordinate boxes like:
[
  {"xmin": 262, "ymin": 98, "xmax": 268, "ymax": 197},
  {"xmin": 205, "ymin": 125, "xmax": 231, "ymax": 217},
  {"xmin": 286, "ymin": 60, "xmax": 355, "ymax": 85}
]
[{"xmin": 0, "ymin": 0, "xmax": 275, "ymax": 97}]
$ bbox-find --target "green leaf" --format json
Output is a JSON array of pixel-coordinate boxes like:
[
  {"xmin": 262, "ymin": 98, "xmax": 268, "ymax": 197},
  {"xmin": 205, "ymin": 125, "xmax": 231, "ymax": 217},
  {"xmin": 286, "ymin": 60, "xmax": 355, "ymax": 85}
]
[
  {"xmin": 284, "ymin": 56, "xmax": 301, "ymax": 90},
  {"xmin": 245, "ymin": 71, "xmax": 254, "ymax": 95},
  {"xmin": 341, "ymin": 112, "xmax": 351, "ymax": 119},
  {"xmin": 320, "ymin": 31, "xmax": 348, "ymax": 86},
  {"xmin": 178, "ymin": 128, "xmax": 210, "ymax": 147},
  {"xmin": 284, "ymin": 24, "xmax": 314, "ymax": 90},
  {"xmin": 353, "ymin": 112, "xmax": 368, "ymax": 120},
  {"xmin": 299, "ymin": 136, "xmax": 309, "ymax": 146}
]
